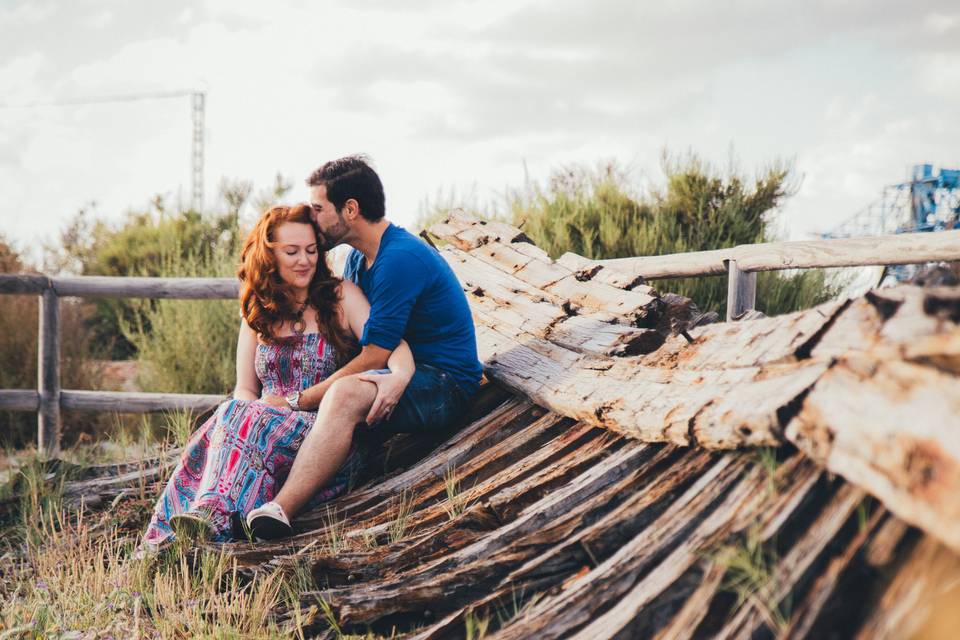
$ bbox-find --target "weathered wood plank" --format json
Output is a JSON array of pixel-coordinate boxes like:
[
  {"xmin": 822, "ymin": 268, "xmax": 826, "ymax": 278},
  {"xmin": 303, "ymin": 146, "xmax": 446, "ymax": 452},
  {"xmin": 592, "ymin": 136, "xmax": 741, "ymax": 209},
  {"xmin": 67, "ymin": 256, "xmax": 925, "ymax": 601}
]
[
  {"xmin": 59, "ymin": 390, "xmax": 227, "ymax": 412},
  {"xmin": 51, "ymin": 276, "xmax": 239, "ymax": 299},
  {"xmin": 725, "ymin": 259, "xmax": 757, "ymax": 321},
  {"xmin": 856, "ymin": 536, "xmax": 960, "ymax": 639},
  {"xmin": 428, "ymin": 212, "xmax": 960, "ymax": 553},
  {"xmin": 38, "ymin": 288, "xmax": 60, "ymax": 456},
  {"xmin": 784, "ymin": 356, "xmax": 960, "ymax": 551},
  {"xmin": 781, "ymin": 507, "xmax": 888, "ymax": 639},
  {"xmin": 299, "ymin": 443, "xmax": 657, "ymax": 625},
  {"xmin": 491, "ymin": 462, "xmax": 764, "ymax": 639},
  {"xmin": 556, "ymin": 252, "xmax": 648, "ymax": 290},
  {"xmin": 0, "ymin": 273, "xmax": 51, "ymax": 294},
  {"xmin": 431, "ymin": 216, "xmax": 665, "ymax": 327},
  {"xmin": 0, "ymin": 389, "xmax": 40, "ymax": 411},
  {"xmin": 597, "ymin": 229, "xmax": 960, "ymax": 280},
  {"xmin": 715, "ymin": 483, "xmax": 866, "ymax": 639}
]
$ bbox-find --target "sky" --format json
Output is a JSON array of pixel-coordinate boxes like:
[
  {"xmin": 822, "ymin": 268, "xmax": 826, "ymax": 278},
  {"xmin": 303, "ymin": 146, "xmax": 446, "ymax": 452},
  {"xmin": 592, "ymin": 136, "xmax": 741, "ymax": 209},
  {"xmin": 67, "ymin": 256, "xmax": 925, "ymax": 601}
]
[{"xmin": 1, "ymin": 0, "xmax": 959, "ymax": 262}]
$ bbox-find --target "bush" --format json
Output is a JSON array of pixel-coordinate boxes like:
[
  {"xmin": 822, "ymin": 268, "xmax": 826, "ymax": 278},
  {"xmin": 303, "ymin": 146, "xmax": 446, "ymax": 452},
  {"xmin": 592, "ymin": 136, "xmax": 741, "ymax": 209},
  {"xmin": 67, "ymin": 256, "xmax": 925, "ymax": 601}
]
[
  {"xmin": 509, "ymin": 156, "xmax": 840, "ymax": 317},
  {"xmin": 0, "ymin": 238, "xmax": 108, "ymax": 448},
  {"xmin": 421, "ymin": 154, "xmax": 840, "ymax": 317},
  {"xmin": 121, "ymin": 244, "xmax": 239, "ymax": 395}
]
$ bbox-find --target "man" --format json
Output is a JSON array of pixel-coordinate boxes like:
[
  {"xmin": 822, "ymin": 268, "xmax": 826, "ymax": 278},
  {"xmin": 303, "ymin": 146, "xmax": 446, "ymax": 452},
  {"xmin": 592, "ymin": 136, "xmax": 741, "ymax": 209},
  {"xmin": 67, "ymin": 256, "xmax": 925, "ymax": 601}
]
[{"xmin": 247, "ymin": 155, "xmax": 483, "ymax": 539}]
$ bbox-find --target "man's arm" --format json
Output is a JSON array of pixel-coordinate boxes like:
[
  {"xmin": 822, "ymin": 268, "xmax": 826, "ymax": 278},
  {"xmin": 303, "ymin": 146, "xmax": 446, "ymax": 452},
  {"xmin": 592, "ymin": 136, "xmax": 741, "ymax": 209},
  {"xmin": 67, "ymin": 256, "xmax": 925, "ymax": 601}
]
[
  {"xmin": 360, "ymin": 339, "xmax": 415, "ymax": 424},
  {"xmin": 296, "ymin": 343, "xmax": 390, "ymax": 410}
]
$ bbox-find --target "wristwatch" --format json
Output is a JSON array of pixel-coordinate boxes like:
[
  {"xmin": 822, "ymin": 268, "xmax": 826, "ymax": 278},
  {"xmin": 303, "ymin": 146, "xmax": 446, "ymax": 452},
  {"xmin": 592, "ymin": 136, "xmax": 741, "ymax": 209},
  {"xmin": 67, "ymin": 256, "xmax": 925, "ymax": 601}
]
[{"xmin": 285, "ymin": 390, "xmax": 301, "ymax": 411}]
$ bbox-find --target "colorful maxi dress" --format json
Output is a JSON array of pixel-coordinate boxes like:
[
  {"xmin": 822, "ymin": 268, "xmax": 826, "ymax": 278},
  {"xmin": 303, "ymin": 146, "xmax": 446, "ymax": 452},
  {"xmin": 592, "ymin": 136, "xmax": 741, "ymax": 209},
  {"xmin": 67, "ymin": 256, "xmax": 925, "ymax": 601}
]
[{"xmin": 143, "ymin": 332, "xmax": 362, "ymax": 545}]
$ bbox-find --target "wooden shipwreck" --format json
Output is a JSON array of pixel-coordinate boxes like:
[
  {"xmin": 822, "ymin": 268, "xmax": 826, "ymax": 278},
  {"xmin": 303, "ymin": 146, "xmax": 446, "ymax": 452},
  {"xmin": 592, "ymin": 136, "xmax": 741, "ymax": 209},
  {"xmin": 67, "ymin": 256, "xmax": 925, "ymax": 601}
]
[{"xmin": 20, "ymin": 214, "xmax": 960, "ymax": 638}]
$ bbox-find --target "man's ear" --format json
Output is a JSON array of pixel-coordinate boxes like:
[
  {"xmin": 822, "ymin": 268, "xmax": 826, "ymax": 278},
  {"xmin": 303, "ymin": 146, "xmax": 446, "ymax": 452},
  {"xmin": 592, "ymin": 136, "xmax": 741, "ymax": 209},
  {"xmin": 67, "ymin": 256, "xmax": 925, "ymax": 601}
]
[{"xmin": 343, "ymin": 198, "xmax": 361, "ymax": 221}]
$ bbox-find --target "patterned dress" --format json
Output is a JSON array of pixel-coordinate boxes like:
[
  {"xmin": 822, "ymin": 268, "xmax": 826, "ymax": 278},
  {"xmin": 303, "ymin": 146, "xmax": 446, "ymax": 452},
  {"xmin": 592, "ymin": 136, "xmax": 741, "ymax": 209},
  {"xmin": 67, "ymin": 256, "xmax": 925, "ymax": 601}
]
[{"xmin": 143, "ymin": 332, "xmax": 362, "ymax": 545}]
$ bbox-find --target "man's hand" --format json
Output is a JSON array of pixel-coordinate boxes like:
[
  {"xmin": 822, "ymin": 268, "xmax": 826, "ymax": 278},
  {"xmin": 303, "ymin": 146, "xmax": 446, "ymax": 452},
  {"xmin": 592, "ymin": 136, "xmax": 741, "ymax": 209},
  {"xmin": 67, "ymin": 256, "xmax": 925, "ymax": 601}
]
[
  {"xmin": 260, "ymin": 394, "xmax": 290, "ymax": 409},
  {"xmin": 357, "ymin": 371, "xmax": 412, "ymax": 424}
]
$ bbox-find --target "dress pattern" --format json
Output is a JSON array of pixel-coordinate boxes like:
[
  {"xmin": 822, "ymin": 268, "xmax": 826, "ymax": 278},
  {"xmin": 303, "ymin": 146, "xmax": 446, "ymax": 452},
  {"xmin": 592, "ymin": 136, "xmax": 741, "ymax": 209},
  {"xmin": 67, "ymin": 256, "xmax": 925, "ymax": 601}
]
[{"xmin": 143, "ymin": 333, "xmax": 362, "ymax": 545}]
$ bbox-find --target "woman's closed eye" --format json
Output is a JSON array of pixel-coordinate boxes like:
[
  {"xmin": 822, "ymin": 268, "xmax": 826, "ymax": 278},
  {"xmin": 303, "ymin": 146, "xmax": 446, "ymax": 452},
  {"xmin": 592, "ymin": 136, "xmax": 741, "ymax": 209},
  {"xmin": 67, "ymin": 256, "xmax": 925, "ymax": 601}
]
[{"xmin": 285, "ymin": 246, "xmax": 317, "ymax": 256}]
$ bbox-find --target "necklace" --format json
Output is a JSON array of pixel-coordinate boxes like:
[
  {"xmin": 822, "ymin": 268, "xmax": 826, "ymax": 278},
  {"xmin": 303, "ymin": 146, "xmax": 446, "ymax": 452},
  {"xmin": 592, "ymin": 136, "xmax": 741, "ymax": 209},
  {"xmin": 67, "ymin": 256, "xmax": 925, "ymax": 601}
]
[{"xmin": 292, "ymin": 301, "xmax": 308, "ymax": 335}]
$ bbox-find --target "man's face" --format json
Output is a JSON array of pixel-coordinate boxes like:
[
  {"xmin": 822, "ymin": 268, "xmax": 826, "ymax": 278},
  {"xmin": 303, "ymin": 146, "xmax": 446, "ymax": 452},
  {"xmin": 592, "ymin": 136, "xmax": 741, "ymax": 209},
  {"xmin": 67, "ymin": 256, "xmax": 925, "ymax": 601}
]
[{"xmin": 309, "ymin": 185, "xmax": 350, "ymax": 250}]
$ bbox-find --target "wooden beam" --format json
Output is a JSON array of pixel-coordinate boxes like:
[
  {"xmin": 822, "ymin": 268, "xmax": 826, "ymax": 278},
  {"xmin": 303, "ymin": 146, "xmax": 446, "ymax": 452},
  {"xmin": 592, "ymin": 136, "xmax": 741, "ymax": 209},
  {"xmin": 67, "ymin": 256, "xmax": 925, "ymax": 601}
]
[
  {"xmin": 38, "ymin": 289, "xmax": 60, "ymax": 456},
  {"xmin": 0, "ymin": 273, "xmax": 51, "ymax": 294},
  {"xmin": 59, "ymin": 390, "xmax": 227, "ymax": 412},
  {"xmin": 597, "ymin": 229, "xmax": 960, "ymax": 280},
  {"xmin": 51, "ymin": 276, "xmax": 239, "ymax": 299},
  {"xmin": 0, "ymin": 389, "xmax": 40, "ymax": 411},
  {"xmin": 427, "ymin": 213, "xmax": 960, "ymax": 554},
  {"xmin": 725, "ymin": 259, "xmax": 757, "ymax": 321}
]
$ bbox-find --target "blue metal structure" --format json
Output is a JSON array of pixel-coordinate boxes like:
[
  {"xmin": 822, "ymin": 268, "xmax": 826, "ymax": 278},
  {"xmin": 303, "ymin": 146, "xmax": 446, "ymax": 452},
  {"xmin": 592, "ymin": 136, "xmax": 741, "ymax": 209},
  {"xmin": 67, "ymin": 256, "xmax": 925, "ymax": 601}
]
[
  {"xmin": 823, "ymin": 164, "xmax": 960, "ymax": 239},
  {"xmin": 822, "ymin": 164, "xmax": 960, "ymax": 283}
]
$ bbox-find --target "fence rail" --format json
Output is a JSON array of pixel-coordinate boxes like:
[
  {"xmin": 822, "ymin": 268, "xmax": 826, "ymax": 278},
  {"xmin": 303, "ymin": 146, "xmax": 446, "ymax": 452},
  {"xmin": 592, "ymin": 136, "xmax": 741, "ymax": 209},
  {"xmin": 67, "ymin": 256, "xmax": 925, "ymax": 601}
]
[
  {"xmin": 0, "ymin": 276, "xmax": 238, "ymax": 456},
  {"xmin": 2, "ymin": 228, "xmax": 959, "ymax": 455}
]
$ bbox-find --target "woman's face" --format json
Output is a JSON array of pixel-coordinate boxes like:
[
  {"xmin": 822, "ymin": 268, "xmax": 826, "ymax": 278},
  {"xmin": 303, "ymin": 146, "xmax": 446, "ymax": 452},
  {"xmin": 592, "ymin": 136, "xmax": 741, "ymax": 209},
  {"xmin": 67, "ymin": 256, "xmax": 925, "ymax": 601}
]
[{"xmin": 272, "ymin": 221, "xmax": 318, "ymax": 291}]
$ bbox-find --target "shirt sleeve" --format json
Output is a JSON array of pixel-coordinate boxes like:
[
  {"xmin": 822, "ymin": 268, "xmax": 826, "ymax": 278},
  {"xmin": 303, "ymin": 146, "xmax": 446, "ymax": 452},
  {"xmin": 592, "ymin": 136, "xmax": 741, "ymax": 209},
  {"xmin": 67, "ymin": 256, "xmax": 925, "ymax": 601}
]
[
  {"xmin": 342, "ymin": 248, "xmax": 363, "ymax": 284},
  {"xmin": 361, "ymin": 250, "xmax": 430, "ymax": 351}
]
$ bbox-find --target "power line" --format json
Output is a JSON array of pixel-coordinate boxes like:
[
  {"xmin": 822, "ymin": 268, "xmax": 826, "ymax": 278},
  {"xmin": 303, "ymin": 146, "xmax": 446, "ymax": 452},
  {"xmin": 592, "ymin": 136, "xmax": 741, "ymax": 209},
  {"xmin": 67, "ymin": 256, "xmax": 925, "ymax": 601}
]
[
  {"xmin": 0, "ymin": 89, "xmax": 198, "ymax": 109},
  {"xmin": 0, "ymin": 89, "xmax": 206, "ymax": 211}
]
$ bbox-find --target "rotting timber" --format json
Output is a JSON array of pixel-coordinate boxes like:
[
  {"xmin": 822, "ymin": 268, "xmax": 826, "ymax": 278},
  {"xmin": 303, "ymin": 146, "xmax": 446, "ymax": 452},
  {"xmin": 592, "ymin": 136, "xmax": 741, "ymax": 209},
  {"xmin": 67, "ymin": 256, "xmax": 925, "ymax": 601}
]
[{"xmin": 11, "ymin": 212, "xmax": 960, "ymax": 638}]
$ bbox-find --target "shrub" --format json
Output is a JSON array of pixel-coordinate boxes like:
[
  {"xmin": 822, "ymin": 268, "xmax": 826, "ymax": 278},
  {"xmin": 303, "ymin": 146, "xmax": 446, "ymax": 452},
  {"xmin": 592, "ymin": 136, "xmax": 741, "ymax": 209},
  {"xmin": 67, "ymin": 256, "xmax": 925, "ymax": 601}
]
[
  {"xmin": 509, "ymin": 156, "xmax": 841, "ymax": 317},
  {"xmin": 121, "ymin": 243, "xmax": 239, "ymax": 395},
  {"xmin": 0, "ymin": 237, "xmax": 108, "ymax": 448},
  {"xmin": 421, "ymin": 154, "xmax": 840, "ymax": 317}
]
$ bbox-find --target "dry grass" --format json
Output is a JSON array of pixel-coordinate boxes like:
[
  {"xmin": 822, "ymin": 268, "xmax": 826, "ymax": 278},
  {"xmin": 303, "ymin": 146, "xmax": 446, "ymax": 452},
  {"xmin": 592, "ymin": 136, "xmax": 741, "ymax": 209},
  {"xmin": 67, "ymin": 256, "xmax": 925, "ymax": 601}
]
[
  {"xmin": 388, "ymin": 489, "xmax": 415, "ymax": 544},
  {"xmin": 443, "ymin": 466, "xmax": 473, "ymax": 520},
  {"xmin": 0, "ymin": 440, "xmax": 319, "ymax": 639}
]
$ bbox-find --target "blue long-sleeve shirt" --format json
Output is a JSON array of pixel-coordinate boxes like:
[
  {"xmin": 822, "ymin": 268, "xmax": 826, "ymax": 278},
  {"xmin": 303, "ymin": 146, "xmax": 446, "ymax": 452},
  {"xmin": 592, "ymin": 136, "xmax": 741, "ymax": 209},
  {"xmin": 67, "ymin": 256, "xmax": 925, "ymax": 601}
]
[{"xmin": 343, "ymin": 224, "xmax": 483, "ymax": 396}]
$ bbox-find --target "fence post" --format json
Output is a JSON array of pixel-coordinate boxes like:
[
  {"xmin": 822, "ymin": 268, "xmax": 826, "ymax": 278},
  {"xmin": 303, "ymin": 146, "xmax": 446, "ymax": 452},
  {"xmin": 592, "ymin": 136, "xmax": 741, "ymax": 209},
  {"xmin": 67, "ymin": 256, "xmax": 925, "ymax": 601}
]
[
  {"xmin": 38, "ymin": 288, "xmax": 61, "ymax": 457},
  {"xmin": 725, "ymin": 259, "xmax": 757, "ymax": 322}
]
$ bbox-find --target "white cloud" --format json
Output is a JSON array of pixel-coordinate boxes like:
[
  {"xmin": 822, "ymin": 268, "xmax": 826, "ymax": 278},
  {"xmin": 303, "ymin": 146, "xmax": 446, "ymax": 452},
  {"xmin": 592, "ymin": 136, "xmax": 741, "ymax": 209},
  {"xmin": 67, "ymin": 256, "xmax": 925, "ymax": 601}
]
[{"xmin": 1, "ymin": 0, "xmax": 959, "ymax": 259}]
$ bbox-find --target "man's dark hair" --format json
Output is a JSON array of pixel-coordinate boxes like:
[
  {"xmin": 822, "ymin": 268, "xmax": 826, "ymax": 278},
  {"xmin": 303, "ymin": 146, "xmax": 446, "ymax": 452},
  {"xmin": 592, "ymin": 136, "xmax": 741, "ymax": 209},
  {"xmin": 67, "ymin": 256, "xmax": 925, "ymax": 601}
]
[{"xmin": 307, "ymin": 155, "xmax": 385, "ymax": 222}]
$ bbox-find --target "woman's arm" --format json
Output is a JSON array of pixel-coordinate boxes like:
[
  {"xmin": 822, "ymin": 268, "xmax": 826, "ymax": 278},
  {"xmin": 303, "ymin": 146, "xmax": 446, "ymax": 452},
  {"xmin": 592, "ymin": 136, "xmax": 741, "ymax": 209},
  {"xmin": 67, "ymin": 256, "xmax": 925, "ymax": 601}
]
[{"xmin": 233, "ymin": 318, "xmax": 261, "ymax": 401}]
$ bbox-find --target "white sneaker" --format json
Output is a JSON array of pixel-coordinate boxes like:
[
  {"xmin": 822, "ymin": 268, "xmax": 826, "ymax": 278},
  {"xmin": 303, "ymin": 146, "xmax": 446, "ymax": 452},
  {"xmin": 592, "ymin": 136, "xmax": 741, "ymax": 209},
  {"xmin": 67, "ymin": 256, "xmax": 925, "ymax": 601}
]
[{"xmin": 246, "ymin": 501, "xmax": 293, "ymax": 541}]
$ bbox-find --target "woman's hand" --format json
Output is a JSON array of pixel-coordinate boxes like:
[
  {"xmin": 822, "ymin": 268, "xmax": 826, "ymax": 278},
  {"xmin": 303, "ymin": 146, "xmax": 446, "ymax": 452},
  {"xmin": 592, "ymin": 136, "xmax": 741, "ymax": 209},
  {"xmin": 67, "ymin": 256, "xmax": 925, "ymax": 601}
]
[
  {"xmin": 357, "ymin": 370, "xmax": 412, "ymax": 425},
  {"xmin": 260, "ymin": 394, "xmax": 290, "ymax": 409}
]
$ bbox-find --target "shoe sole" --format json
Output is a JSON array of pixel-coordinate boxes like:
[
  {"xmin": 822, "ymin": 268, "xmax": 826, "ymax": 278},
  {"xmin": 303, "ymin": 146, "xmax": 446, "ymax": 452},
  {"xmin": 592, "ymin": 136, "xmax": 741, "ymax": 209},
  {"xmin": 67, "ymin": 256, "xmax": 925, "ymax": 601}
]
[
  {"xmin": 169, "ymin": 513, "xmax": 215, "ymax": 542},
  {"xmin": 248, "ymin": 513, "xmax": 293, "ymax": 541}
]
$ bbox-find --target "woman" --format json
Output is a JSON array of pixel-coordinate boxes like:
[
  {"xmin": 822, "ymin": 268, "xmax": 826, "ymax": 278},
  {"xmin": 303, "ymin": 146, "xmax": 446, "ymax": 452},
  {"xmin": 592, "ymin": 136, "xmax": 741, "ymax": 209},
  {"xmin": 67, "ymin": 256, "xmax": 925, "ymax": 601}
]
[{"xmin": 141, "ymin": 203, "xmax": 414, "ymax": 548}]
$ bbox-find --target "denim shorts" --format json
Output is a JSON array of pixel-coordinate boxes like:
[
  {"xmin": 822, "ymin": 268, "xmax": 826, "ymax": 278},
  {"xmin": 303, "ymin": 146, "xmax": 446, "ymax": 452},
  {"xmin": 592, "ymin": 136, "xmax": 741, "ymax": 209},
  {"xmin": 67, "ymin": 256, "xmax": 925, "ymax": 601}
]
[{"xmin": 364, "ymin": 364, "xmax": 470, "ymax": 435}]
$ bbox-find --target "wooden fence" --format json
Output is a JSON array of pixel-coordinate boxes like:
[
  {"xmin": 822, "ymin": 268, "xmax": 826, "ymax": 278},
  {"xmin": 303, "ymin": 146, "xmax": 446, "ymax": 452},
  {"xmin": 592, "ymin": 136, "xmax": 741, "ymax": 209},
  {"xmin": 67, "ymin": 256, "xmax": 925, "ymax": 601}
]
[{"xmin": 1, "ymin": 228, "xmax": 958, "ymax": 455}]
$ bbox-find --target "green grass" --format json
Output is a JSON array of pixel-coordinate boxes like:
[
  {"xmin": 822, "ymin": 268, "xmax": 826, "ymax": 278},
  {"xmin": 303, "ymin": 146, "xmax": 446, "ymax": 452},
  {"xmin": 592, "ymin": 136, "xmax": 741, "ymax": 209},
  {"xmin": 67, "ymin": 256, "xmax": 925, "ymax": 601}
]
[
  {"xmin": 0, "ymin": 501, "xmax": 303, "ymax": 638},
  {"xmin": 713, "ymin": 525, "xmax": 791, "ymax": 634},
  {"xmin": 162, "ymin": 408, "xmax": 197, "ymax": 449},
  {"xmin": 323, "ymin": 506, "xmax": 348, "ymax": 555},
  {"xmin": 388, "ymin": 489, "xmax": 415, "ymax": 544},
  {"xmin": 0, "ymin": 438, "xmax": 318, "ymax": 638},
  {"xmin": 443, "ymin": 466, "xmax": 473, "ymax": 520},
  {"xmin": 464, "ymin": 610, "xmax": 491, "ymax": 639},
  {"xmin": 419, "ymin": 154, "xmax": 843, "ymax": 319}
]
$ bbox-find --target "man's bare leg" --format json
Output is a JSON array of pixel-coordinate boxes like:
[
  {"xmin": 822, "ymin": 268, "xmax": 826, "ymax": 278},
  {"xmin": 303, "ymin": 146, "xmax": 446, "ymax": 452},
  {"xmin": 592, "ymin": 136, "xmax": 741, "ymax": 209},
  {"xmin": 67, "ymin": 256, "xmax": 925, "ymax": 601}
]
[{"xmin": 273, "ymin": 375, "xmax": 377, "ymax": 517}]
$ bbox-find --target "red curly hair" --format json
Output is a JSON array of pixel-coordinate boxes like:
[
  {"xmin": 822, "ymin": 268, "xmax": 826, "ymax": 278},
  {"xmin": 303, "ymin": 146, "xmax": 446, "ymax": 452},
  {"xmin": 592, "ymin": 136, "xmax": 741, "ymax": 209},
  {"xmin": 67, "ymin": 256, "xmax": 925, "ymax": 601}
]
[{"xmin": 238, "ymin": 203, "xmax": 356, "ymax": 359}]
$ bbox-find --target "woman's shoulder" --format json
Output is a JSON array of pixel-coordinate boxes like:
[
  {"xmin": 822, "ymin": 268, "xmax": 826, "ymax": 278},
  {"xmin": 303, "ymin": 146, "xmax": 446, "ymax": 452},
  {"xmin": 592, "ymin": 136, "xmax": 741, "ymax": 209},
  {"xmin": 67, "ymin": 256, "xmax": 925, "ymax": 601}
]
[{"xmin": 337, "ymin": 278, "xmax": 366, "ymax": 304}]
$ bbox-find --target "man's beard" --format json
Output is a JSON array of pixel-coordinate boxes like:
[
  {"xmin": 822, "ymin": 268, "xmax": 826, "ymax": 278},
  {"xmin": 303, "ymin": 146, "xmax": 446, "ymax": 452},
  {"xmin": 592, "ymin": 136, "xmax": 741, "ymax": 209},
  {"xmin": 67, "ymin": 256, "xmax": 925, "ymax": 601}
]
[
  {"xmin": 316, "ymin": 217, "xmax": 349, "ymax": 250},
  {"xmin": 316, "ymin": 230, "xmax": 338, "ymax": 251}
]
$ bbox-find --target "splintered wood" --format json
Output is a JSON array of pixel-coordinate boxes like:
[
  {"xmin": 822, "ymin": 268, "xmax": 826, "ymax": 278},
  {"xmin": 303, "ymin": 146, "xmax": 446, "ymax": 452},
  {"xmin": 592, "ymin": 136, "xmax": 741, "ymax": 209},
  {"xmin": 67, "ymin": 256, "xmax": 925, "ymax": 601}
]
[
  {"xmin": 428, "ymin": 212, "xmax": 960, "ymax": 553},
  {"xmin": 10, "ymin": 212, "xmax": 957, "ymax": 638},
  {"xmin": 39, "ymin": 386, "xmax": 952, "ymax": 638}
]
